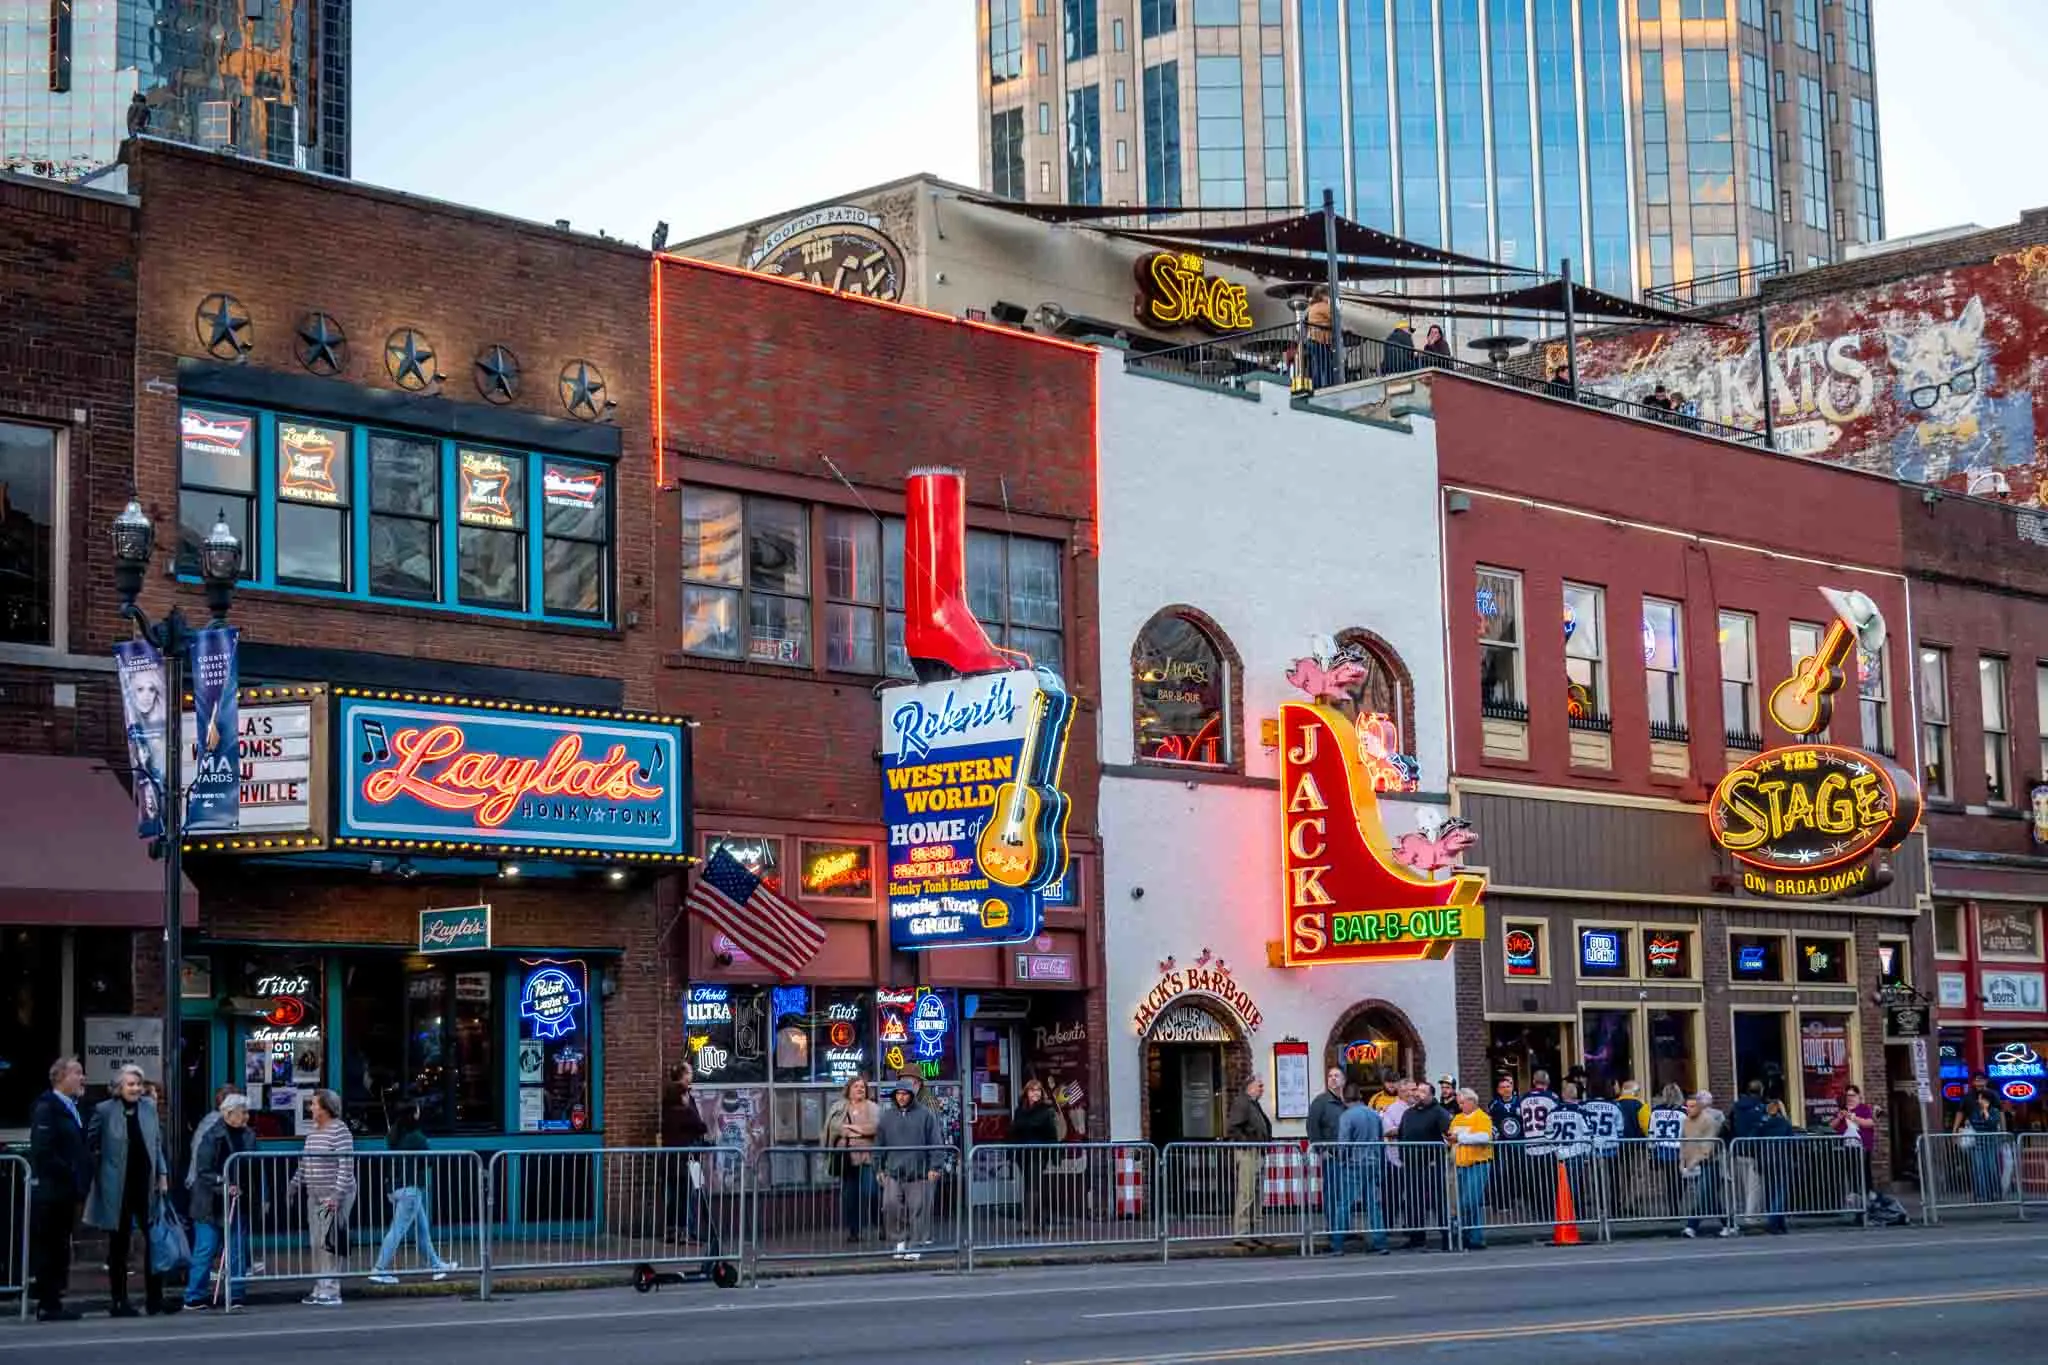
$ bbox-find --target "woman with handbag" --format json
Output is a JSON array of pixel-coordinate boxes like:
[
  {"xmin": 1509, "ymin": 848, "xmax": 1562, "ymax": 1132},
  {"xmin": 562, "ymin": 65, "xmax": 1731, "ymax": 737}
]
[
  {"xmin": 825, "ymin": 1076, "xmax": 880, "ymax": 1243},
  {"xmin": 85, "ymin": 1064, "xmax": 176, "ymax": 1316},
  {"xmin": 290, "ymin": 1090, "xmax": 355, "ymax": 1306}
]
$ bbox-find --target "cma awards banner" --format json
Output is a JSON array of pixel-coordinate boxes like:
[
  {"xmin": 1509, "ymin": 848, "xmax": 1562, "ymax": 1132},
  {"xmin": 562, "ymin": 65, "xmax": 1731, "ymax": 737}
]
[{"xmin": 115, "ymin": 625, "xmax": 240, "ymax": 838}]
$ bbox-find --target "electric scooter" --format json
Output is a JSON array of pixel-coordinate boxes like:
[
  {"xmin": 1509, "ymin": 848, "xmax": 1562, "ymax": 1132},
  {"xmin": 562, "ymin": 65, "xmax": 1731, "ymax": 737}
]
[{"xmin": 631, "ymin": 1152, "xmax": 740, "ymax": 1291}]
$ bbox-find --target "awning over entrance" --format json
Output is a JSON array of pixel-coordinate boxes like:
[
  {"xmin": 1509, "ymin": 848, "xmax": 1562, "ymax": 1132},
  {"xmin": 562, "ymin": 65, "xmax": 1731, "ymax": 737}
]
[{"xmin": 0, "ymin": 755, "xmax": 198, "ymax": 926}]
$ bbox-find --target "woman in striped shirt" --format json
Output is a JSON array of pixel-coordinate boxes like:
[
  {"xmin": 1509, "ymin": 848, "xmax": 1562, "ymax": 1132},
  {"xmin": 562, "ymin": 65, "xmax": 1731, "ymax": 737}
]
[{"xmin": 290, "ymin": 1090, "xmax": 355, "ymax": 1305}]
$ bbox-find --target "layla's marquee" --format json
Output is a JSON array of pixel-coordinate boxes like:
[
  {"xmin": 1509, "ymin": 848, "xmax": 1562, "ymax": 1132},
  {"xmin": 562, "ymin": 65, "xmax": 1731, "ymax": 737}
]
[
  {"xmin": 1708, "ymin": 588, "xmax": 1922, "ymax": 900},
  {"xmin": 880, "ymin": 469, "xmax": 1077, "ymax": 951},
  {"xmin": 1278, "ymin": 702, "xmax": 1484, "ymax": 966}
]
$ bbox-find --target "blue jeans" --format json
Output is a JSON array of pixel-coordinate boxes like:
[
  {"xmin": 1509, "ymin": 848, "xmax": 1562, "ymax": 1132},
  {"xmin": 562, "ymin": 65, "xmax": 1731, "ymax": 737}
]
[
  {"xmin": 1684, "ymin": 1164, "xmax": 1725, "ymax": 1233},
  {"xmin": 1969, "ymin": 1138, "xmax": 2006, "ymax": 1202},
  {"xmin": 374, "ymin": 1187, "xmax": 446, "ymax": 1272},
  {"xmin": 840, "ymin": 1162, "xmax": 878, "ymax": 1237},
  {"xmin": 1329, "ymin": 1164, "xmax": 1386, "ymax": 1254},
  {"xmin": 184, "ymin": 1219, "xmax": 245, "ymax": 1306},
  {"xmin": 1457, "ymin": 1163, "xmax": 1491, "ymax": 1248}
]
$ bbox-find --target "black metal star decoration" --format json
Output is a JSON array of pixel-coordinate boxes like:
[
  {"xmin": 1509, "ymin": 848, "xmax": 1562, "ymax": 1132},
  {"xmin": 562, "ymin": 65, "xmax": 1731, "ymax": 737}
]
[
  {"xmin": 474, "ymin": 344, "xmax": 521, "ymax": 404},
  {"xmin": 384, "ymin": 328, "xmax": 436, "ymax": 391},
  {"xmin": 195, "ymin": 293, "xmax": 252, "ymax": 359},
  {"xmin": 558, "ymin": 360, "xmax": 607, "ymax": 420},
  {"xmin": 296, "ymin": 312, "xmax": 348, "ymax": 376}
]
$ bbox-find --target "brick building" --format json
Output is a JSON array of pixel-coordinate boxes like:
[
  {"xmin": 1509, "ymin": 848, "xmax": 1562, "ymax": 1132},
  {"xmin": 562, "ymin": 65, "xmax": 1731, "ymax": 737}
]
[
  {"xmin": 0, "ymin": 169, "xmax": 162, "ymax": 1139},
  {"xmin": 1432, "ymin": 375, "xmax": 1930, "ymax": 1181},
  {"xmin": 1903, "ymin": 489, "xmax": 2048, "ymax": 1130},
  {"xmin": 651, "ymin": 252, "xmax": 1107, "ymax": 1151},
  {"xmin": 122, "ymin": 139, "xmax": 675, "ymax": 1152}
]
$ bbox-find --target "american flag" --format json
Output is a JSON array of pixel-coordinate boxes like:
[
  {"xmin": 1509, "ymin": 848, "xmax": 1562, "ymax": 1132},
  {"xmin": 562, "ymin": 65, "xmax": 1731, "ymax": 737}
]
[{"xmin": 685, "ymin": 848, "xmax": 826, "ymax": 980}]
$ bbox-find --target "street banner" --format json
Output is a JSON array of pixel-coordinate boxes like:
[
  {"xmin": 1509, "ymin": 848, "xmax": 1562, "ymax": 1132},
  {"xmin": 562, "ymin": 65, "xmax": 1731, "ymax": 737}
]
[
  {"xmin": 114, "ymin": 638, "xmax": 169, "ymax": 839},
  {"xmin": 185, "ymin": 624, "xmax": 242, "ymax": 832}
]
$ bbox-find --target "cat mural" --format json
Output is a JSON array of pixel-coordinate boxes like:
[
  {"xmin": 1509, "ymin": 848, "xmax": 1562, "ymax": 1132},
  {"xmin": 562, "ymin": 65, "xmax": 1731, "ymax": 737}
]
[{"xmin": 1885, "ymin": 295, "xmax": 2035, "ymax": 489}]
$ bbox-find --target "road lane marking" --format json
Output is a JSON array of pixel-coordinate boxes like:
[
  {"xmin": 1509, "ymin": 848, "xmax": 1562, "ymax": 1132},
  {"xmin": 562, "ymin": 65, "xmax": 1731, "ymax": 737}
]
[
  {"xmin": 1046, "ymin": 1285, "xmax": 2048, "ymax": 1365},
  {"xmin": 1083, "ymin": 1295, "xmax": 1394, "ymax": 1320}
]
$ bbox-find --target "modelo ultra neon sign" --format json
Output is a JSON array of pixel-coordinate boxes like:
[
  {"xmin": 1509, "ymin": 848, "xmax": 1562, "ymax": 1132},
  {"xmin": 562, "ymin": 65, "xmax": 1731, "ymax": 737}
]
[{"xmin": 335, "ymin": 691, "xmax": 688, "ymax": 858}]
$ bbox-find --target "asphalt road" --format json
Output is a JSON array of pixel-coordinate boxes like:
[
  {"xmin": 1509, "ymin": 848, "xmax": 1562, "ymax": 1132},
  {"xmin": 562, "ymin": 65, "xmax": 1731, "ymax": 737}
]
[{"xmin": 6, "ymin": 1223, "xmax": 2048, "ymax": 1363}]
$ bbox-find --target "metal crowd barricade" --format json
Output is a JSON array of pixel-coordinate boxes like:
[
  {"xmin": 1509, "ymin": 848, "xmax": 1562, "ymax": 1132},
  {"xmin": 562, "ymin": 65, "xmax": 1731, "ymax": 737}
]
[
  {"xmin": 1919, "ymin": 1130, "xmax": 2027, "ymax": 1224},
  {"xmin": 749, "ymin": 1144, "xmax": 960, "ymax": 1272},
  {"xmin": 1463, "ymin": 1138, "xmax": 1609, "ymax": 1245},
  {"xmin": 2, "ymin": 1154, "xmax": 28, "ymax": 1320},
  {"xmin": 1303, "ymin": 1141, "xmax": 1457, "ymax": 1253},
  {"xmin": 2022, "ymin": 1133, "xmax": 2048, "ymax": 1212},
  {"xmin": 965, "ymin": 1143, "xmax": 1157, "ymax": 1268},
  {"xmin": 1159, "ymin": 1141, "xmax": 1307, "ymax": 1259},
  {"xmin": 486, "ymin": 1145, "xmax": 743, "ymax": 1292},
  {"xmin": 1728, "ymin": 1135, "xmax": 1868, "ymax": 1229},
  {"xmin": 1600, "ymin": 1136, "xmax": 1731, "ymax": 1237},
  {"xmin": 219, "ymin": 1148, "xmax": 487, "ymax": 1305}
]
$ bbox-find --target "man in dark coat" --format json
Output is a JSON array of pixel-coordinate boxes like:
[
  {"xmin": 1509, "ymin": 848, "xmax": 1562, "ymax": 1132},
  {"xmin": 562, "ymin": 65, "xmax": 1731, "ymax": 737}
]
[
  {"xmin": 1397, "ymin": 1083, "xmax": 1453, "ymax": 1249},
  {"xmin": 27, "ymin": 1056, "xmax": 91, "ymax": 1321}
]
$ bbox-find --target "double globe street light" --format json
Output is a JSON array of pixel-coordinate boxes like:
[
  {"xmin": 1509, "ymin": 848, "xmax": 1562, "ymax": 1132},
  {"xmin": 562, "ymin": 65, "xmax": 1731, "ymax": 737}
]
[{"xmin": 111, "ymin": 498, "xmax": 241, "ymax": 1159}]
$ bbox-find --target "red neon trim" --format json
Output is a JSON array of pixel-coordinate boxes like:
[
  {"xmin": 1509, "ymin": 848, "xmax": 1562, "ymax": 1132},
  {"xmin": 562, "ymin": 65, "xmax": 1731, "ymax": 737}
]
[
  {"xmin": 652, "ymin": 250, "xmax": 1102, "ymax": 357},
  {"xmin": 651, "ymin": 255, "xmax": 667, "ymax": 489}
]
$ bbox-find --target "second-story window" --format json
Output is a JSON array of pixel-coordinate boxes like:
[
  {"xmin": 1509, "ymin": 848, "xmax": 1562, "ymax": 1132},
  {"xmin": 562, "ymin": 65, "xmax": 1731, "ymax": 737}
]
[
  {"xmin": 968, "ymin": 529, "xmax": 1065, "ymax": 667},
  {"xmin": 178, "ymin": 407, "xmax": 259, "ymax": 579},
  {"xmin": 457, "ymin": 448, "xmax": 526, "ymax": 610},
  {"xmin": 368, "ymin": 432, "xmax": 439, "ymax": 602},
  {"xmin": 1789, "ymin": 619, "xmax": 1830, "ymax": 741},
  {"xmin": 541, "ymin": 461, "xmax": 610, "ymax": 618},
  {"xmin": 1858, "ymin": 643, "xmax": 1890, "ymax": 754},
  {"xmin": 1981, "ymin": 655, "xmax": 2011, "ymax": 805},
  {"xmin": 681, "ymin": 490, "xmax": 810, "ymax": 666},
  {"xmin": 1719, "ymin": 610, "xmax": 1759, "ymax": 745},
  {"xmin": 1563, "ymin": 582, "xmax": 1606, "ymax": 721},
  {"xmin": 1644, "ymin": 597, "xmax": 1686, "ymax": 738},
  {"xmin": 823, "ymin": 509, "xmax": 883, "ymax": 673},
  {"xmin": 276, "ymin": 421, "xmax": 350, "ymax": 589},
  {"xmin": 1477, "ymin": 568, "xmax": 1524, "ymax": 714},
  {"xmin": 1133, "ymin": 610, "xmax": 1232, "ymax": 767},
  {"xmin": 1920, "ymin": 646, "xmax": 1951, "ymax": 800}
]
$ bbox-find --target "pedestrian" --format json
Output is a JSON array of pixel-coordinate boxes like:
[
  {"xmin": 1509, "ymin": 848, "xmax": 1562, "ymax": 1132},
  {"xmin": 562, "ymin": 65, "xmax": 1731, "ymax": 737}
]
[
  {"xmin": 1333, "ymin": 1084, "xmax": 1389, "ymax": 1255},
  {"xmin": 1369, "ymin": 1070, "xmax": 1403, "ymax": 1113},
  {"xmin": 1758, "ymin": 1099, "xmax": 1795, "ymax": 1235},
  {"xmin": 85, "ymin": 1063, "xmax": 175, "ymax": 1317},
  {"xmin": 290, "ymin": 1089, "xmax": 355, "ymax": 1305},
  {"xmin": 1449, "ymin": 1087, "xmax": 1495, "ymax": 1250},
  {"xmin": 368, "ymin": 1102, "xmax": 457, "ymax": 1285},
  {"xmin": 1379, "ymin": 1079, "xmax": 1413, "ymax": 1231},
  {"xmin": 27, "ymin": 1056, "xmax": 91, "ymax": 1322},
  {"xmin": 1674, "ymin": 391, "xmax": 1701, "ymax": 429},
  {"xmin": 1008, "ymin": 1077, "xmax": 1060, "ymax": 1234},
  {"xmin": 1304, "ymin": 286, "xmax": 1337, "ymax": 389},
  {"xmin": 1645, "ymin": 382, "xmax": 1674, "ymax": 414},
  {"xmin": 1397, "ymin": 1077, "xmax": 1453, "ymax": 1249},
  {"xmin": 1386, "ymin": 319, "xmax": 1416, "ymax": 373},
  {"xmin": 876, "ymin": 1076, "xmax": 945, "ymax": 1260},
  {"xmin": 185, "ymin": 1083, "xmax": 237, "ymax": 1194},
  {"xmin": 1515, "ymin": 1071, "xmax": 1559, "ymax": 1220},
  {"xmin": 1729, "ymin": 1079, "xmax": 1767, "ymax": 1232},
  {"xmin": 1616, "ymin": 1080, "xmax": 1648, "ymax": 1140},
  {"xmin": 1546, "ymin": 363, "xmax": 1574, "ymax": 397},
  {"xmin": 1485, "ymin": 1075, "xmax": 1523, "ymax": 1222},
  {"xmin": 1226, "ymin": 1076, "xmax": 1273, "ymax": 1243},
  {"xmin": 185, "ymin": 1092, "xmax": 255, "ymax": 1309},
  {"xmin": 1307, "ymin": 1066, "xmax": 1346, "ymax": 1250},
  {"xmin": 1961, "ymin": 1089, "xmax": 2009, "ymax": 1204},
  {"xmin": 826, "ymin": 1074, "xmax": 882, "ymax": 1243},
  {"xmin": 1422, "ymin": 325, "xmax": 1453, "ymax": 368},
  {"xmin": 1833, "ymin": 1084, "xmax": 1877, "ymax": 1207},
  {"xmin": 1648, "ymin": 1083, "xmax": 1687, "ymax": 1217},
  {"xmin": 1953, "ymin": 1072, "xmax": 2001, "ymax": 1131},
  {"xmin": 1308, "ymin": 1067, "xmax": 1347, "ymax": 1148},
  {"xmin": 1547, "ymin": 1079, "xmax": 1592, "ymax": 1232},
  {"xmin": 1436, "ymin": 1074, "xmax": 1459, "ymax": 1109},
  {"xmin": 661, "ymin": 1061, "xmax": 708, "ymax": 1243},
  {"xmin": 1680, "ymin": 1090, "xmax": 1734, "ymax": 1238}
]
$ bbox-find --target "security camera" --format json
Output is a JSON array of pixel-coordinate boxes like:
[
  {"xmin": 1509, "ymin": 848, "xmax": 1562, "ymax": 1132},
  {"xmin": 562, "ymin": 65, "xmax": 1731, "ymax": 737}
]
[{"xmin": 1130, "ymin": 886, "xmax": 1145, "ymax": 900}]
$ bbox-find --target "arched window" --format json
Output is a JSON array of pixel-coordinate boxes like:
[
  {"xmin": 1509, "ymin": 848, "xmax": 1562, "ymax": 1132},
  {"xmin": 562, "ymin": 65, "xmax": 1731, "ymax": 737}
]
[
  {"xmin": 1334, "ymin": 628, "xmax": 1417, "ymax": 764},
  {"xmin": 1132, "ymin": 606, "xmax": 1238, "ymax": 769}
]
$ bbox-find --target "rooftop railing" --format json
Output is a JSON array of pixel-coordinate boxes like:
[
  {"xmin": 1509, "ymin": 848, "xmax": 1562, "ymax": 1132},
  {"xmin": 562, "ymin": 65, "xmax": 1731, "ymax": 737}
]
[{"xmin": 1642, "ymin": 260, "xmax": 1790, "ymax": 312}]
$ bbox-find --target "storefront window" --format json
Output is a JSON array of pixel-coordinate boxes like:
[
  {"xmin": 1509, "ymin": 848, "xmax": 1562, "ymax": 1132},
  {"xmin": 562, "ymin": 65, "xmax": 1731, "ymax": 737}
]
[
  {"xmin": 1731, "ymin": 932, "xmax": 1788, "ymax": 982},
  {"xmin": 1978, "ymin": 906, "xmax": 2042, "ymax": 961},
  {"xmin": 1642, "ymin": 929, "xmax": 1694, "ymax": 980},
  {"xmin": 797, "ymin": 840, "xmax": 875, "ymax": 900},
  {"xmin": 1578, "ymin": 926, "xmax": 1632, "ymax": 979},
  {"xmin": 1647, "ymin": 1009, "xmax": 1698, "ymax": 1098},
  {"xmin": 1503, "ymin": 921, "xmax": 1546, "ymax": 978},
  {"xmin": 686, "ymin": 984, "xmax": 769, "ymax": 1084},
  {"xmin": 1799, "ymin": 1013, "xmax": 1852, "ymax": 1127},
  {"xmin": 1733, "ymin": 1010, "xmax": 1791, "ymax": 1104},
  {"xmin": 238, "ymin": 955, "xmax": 325, "ymax": 1140},
  {"xmin": 517, "ymin": 960, "xmax": 590, "ymax": 1133},
  {"xmin": 705, "ymin": 832, "xmax": 785, "ymax": 894},
  {"xmin": 1795, "ymin": 935, "xmax": 1850, "ymax": 985},
  {"xmin": 877, "ymin": 988, "xmax": 960, "ymax": 1082},
  {"xmin": 1582, "ymin": 1008, "xmax": 1636, "ymax": 1099}
]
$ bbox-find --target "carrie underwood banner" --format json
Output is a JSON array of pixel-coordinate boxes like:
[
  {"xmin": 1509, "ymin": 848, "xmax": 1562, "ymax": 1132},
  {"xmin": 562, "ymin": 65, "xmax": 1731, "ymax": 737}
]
[{"xmin": 114, "ymin": 638, "xmax": 169, "ymax": 839}]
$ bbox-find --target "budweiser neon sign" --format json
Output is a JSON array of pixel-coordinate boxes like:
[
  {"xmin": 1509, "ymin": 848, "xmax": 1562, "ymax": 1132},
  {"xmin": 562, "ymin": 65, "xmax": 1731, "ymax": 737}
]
[{"xmin": 336, "ymin": 694, "xmax": 688, "ymax": 857}]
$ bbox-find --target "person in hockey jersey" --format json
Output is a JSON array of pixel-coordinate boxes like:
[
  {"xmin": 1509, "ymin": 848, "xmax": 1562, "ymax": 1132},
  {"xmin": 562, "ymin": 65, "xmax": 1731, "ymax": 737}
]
[
  {"xmin": 1545, "ymin": 1079, "xmax": 1593, "ymax": 1233},
  {"xmin": 1486, "ymin": 1077, "xmax": 1523, "ymax": 1225},
  {"xmin": 1579, "ymin": 1084, "xmax": 1625, "ymax": 1220},
  {"xmin": 1647, "ymin": 1084, "xmax": 1688, "ymax": 1217},
  {"xmin": 1513, "ymin": 1072, "xmax": 1561, "ymax": 1220}
]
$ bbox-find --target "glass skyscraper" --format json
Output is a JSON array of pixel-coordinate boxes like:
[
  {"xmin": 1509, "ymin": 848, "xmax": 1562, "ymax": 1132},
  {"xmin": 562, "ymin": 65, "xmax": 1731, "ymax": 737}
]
[
  {"xmin": 979, "ymin": 1, "xmax": 1880, "ymax": 295},
  {"xmin": 2, "ymin": 1, "xmax": 349, "ymax": 183}
]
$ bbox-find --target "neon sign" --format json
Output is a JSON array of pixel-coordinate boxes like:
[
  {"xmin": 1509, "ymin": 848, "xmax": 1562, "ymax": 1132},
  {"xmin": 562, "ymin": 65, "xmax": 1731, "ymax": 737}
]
[
  {"xmin": 336, "ymin": 693, "xmax": 687, "ymax": 858},
  {"xmin": 1989, "ymin": 1042, "xmax": 2045, "ymax": 1082},
  {"xmin": 1505, "ymin": 928, "xmax": 1540, "ymax": 976},
  {"xmin": 1647, "ymin": 935, "xmax": 1683, "ymax": 969},
  {"xmin": 686, "ymin": 985, "xmax": 733, "ymax": 1025},
  {"xmin": 520, "ymin": 966, "xmax": 584, "ymax": 1041},
  {"xmin": 1737, "ymin": 943, "xmax": 1771, "ymax": 974},
  {"xmin": 1581, "ymin": 930, "xmax": 1623, "ymax": 970},
  {"xmin": 2003, "ymin": 1079, "xmax": 2039, "ymax": 1102},
  {"xmin": 1708, "ymin": 743, "xmax": 1921, "ymax": 899},
  {"xmin": 1278, "ymin": 702, "xmax": 1484, "ymax": 966},
  {"xmin": 278, "ymin": 424, "xmax": 342, "ymax": 504},
  {"xmin": 1133, "ymin": 251, "xmax": 1254, "ymax": 333},
  {"xmin": 911, "ymin": 989, "xmax": 951, "ymax": 1062}
]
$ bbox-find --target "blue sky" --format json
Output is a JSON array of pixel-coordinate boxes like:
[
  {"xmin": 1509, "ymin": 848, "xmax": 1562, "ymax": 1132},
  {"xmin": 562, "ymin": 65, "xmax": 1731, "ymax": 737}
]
[{"xmin": 352, "ymin": 0, "xmax": 2044, "ymax": 248}]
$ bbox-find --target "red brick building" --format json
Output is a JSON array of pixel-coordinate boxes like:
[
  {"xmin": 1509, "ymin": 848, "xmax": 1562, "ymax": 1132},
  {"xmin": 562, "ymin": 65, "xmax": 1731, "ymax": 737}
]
[
  {"xmin": 651, "ymin": 254, "xmax": 1107, "ymax": 1148},
  {"xmin": 0, "ymin": 170, "xmax": 160, "ymax": 1139},
  {"xmin": 1433, "ymin": 376, "xmax": 1930, "ymax": 1179}
]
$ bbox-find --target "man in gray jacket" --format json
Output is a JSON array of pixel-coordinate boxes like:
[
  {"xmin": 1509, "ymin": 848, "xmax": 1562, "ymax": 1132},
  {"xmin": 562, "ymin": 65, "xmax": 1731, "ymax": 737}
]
[{"xmin": 876, "ymin": 1077, "xmax": 945, "ymax": 1259}]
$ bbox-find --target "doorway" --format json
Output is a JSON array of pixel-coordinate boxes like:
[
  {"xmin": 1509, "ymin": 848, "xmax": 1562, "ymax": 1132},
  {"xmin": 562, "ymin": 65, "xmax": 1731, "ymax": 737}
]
[
  {"xmin": 1150, "ymin": 1045, "xmax": 1221, "ymax": 1143},
  {"xmin": 177, "ymin": 1017, "xmax": 212, "ymax": 1167},
  {"xmin": 1488, "ymin": 1021, "xmax": 1573, "ymax": 1092}
]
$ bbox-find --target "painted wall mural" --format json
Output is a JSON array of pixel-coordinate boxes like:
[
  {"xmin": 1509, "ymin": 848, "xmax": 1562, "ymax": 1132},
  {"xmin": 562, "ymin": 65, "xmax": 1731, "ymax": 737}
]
[{"xmin": 1560, "ymin": 252, "xmax": 2048, "ymax": 502}]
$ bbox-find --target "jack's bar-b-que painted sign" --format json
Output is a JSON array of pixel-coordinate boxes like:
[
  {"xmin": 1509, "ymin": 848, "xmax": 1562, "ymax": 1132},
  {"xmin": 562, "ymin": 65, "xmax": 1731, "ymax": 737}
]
[
  {"xmin": 335, "ymin": 691, "xmax": 689, "ymax": 860},
  {"xmin": 880, "ymin": 668, "xmax": 1076, "ymax": 951}
]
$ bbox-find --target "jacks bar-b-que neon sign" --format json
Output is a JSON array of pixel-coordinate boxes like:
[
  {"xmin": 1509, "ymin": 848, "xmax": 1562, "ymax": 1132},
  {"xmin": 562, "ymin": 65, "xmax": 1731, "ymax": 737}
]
[{"xmin": 335, "ymin": 691, "xmax": 689, "ymax": 859}]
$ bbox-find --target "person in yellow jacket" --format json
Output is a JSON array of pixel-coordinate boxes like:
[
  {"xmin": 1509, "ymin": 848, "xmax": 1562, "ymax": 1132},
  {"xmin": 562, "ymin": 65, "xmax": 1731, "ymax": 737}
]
[{"xmin": 1447, "ymin": 1088, "xmax": 1495, "ymax": 1250}]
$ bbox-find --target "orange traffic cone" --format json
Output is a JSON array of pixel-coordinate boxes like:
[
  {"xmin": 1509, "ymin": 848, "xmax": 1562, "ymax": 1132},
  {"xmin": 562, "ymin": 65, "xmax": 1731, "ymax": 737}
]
[{"xmin": 1551, "ymin": 1160, "xmax": 1581, "ymax": 1246}]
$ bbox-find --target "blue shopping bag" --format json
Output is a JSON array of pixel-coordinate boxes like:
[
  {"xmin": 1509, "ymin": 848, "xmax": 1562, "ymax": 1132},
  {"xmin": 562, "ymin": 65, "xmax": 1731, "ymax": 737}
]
[{"xmin": 150, "ymin": 1204, "xmax": 193, "ymax": 1276}]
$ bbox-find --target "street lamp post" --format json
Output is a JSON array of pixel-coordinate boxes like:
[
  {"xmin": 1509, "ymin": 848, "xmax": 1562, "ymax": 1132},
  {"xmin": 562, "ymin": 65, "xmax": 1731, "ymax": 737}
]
[{"xmin": 111, "ymin": 498, "xmax": 240, "ymax": 1163}]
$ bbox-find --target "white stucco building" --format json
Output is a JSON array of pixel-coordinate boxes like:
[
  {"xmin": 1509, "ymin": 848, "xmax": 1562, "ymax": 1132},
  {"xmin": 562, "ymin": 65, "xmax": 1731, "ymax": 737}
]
[{"xmin": 1097, "ymin": 358, "xmax": 1463, "ymax": 1142}]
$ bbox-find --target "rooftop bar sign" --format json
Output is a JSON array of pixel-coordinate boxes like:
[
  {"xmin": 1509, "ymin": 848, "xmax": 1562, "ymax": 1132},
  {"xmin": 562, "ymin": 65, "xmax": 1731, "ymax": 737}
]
[{"xmin": 335, "ymin": 690, "xmax": 689, "ymax": 859}]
